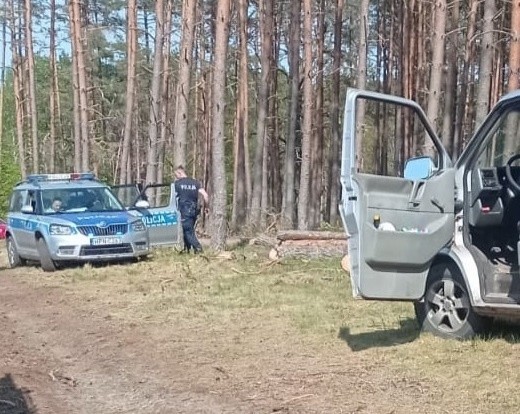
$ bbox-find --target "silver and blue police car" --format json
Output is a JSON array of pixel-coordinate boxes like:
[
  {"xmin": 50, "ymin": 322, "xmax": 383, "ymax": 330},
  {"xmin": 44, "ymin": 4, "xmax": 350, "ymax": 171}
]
[{"xmin": 5, "ymin": 173, "xmax": 150, "ymax": 271}]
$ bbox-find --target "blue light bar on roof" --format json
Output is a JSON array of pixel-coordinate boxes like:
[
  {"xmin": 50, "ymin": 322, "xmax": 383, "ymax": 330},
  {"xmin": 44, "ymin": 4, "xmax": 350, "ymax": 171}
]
[{"xmin": 27, "ymin": 172, "xmax": 96, "ymax": 182}]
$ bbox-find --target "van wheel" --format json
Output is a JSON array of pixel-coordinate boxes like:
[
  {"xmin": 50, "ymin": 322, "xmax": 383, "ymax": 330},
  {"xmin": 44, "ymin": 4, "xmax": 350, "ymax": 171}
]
[
  {"xmin": 414, "ymin": 262, "xmax": 488, "ymax": 340},
  {"xmin": 37, "ymin": 238, "xmax": 57, "ymax": 272},
  {"xmin": 6, "ymin": 236, "xmax": 25, "ymax": 268}
]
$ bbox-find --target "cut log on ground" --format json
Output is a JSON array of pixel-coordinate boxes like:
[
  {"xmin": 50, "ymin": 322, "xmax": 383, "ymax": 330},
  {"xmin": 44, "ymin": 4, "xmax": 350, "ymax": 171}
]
[
  {"xmin": 271, "ymin": 230, "xmax": 348, "ymax": 260},
  {"xmin": 276, "ymin": 230, "xmax": 347, "ymax": 241}
]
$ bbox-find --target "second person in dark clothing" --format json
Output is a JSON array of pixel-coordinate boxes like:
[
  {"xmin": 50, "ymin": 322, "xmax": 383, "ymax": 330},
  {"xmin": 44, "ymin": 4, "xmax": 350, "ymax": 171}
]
[{"xmin": 174, "ymin": 165, "xmax": 209, "ymax": 253}]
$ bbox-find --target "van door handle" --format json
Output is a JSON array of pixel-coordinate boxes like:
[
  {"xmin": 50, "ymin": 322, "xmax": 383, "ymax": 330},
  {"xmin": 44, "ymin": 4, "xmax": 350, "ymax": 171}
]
[{"xmin": 431, "ymin": 197, "xmax": 444, "ymax": 212}]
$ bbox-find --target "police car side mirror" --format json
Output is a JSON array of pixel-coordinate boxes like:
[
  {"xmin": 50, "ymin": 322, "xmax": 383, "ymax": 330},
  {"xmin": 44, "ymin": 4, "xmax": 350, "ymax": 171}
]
[
  {"xmin": 135, "ymin": 199, "xmax": 150, "ymax": 209},
  {"xmin": 21, "ymin": 205, "xmax": 34, "ymax": 214}
]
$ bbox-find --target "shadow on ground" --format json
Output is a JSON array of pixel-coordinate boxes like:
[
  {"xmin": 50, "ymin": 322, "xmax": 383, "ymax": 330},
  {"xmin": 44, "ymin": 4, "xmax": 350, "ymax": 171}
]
[
  {"xmin": 339, "ymin": 318, "xmax": 419, "ymax": 351},
  {"xmin": 0, "ymin": 374, "xmax": 35, "ymax": 414}
]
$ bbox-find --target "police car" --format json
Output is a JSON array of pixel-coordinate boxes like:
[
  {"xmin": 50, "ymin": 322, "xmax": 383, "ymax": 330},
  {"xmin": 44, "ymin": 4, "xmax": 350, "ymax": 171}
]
[{"xmin": 5, "ymin": 173, "xmax": 156, "ymax": 272}]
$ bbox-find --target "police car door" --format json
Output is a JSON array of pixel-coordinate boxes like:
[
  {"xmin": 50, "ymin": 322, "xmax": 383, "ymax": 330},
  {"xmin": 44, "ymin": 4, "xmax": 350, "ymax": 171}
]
[
  {"xmin": 137, "ymin": 183, "xmax": 180, "ymax": 246},
  {"xmin": 340, "ymin": 89, "xmax": 455, "ymax": 300}
]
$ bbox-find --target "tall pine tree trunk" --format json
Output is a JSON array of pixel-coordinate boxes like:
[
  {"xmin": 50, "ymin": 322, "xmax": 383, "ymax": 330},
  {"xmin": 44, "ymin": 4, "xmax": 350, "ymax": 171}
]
[
  {"xmin": 281, "ymin": 0, "xmax": 301, "ymax": 229},
  {"xmin": 24, "ymin": 0, "xmax": 38, "ymax": 172},
  {"xmin": 9, "ymin": 0, "xmax": 27, "ymax": 178},
  {"xmin": 297, "ymin": 0, "xmax": 313, "ymax": 230},
  {"xmin": 210, "ymin": 0, "xmax": 231, "ymax": 250},
  {"xmin": 250, "ymin": 0, "xmax": 274, "ymax": 229},
  {"xmin": 173, "ymin": 0, "xmax": 197, "ymax": 168},
  {"xmin": 145, "ymin": 0, "xmax": 165, "ymax": 185},
  {"xmin": 327, "ymin": 0, "xmax": 343, "ymax": 225},
  {"xmin": 231, "ymin": 0, "xmax": 251, "ymax": 230},
  {"xmin": 120, "ymin": 0, "xmax": 138, "ymax": 184}
]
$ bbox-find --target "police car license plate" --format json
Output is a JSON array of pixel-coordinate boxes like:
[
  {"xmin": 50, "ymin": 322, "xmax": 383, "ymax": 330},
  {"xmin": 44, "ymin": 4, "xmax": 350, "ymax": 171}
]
[{"xmin": 91, "ymin": 237, "xmax": 122, "ymax": 246}]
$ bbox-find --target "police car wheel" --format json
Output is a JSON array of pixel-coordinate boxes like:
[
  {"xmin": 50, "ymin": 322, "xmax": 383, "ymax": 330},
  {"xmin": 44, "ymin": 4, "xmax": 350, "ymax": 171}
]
[
  {"xmin": 37, "ymin": 238, "xmax": 57, "ymax": 272},
  {"xmin": 6, "ymin": 236, "xmax": 24, "ymax": 268}
]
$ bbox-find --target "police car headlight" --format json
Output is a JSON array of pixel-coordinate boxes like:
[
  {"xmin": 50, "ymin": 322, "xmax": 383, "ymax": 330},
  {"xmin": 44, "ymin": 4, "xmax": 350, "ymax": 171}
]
[
  {"xmin": 49, "ymin": 224, "xmax": 74, "ymax": 235},
  {"xmin": 131, "ymin": 220, "xmax": 146, "ymax": 232}
]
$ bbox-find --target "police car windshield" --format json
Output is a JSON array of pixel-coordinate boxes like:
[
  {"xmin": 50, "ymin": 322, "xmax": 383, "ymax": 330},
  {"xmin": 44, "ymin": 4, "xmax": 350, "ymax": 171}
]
[{"xmin": 41, "ymin": 187, "xmax": 125, "ymax": 214}]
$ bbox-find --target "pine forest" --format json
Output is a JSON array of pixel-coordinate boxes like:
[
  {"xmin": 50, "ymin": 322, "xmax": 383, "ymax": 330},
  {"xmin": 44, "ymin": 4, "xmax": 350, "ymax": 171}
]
[{"xmin": 0, "ymin": 0, "xmax": 519, "ymax": 248}]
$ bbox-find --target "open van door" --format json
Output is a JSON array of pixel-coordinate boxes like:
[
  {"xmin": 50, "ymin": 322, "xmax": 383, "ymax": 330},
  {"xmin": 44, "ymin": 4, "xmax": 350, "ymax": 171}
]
[{"xmin": 339, "ymin": 89, "xmax": 455, "ymax": 300}]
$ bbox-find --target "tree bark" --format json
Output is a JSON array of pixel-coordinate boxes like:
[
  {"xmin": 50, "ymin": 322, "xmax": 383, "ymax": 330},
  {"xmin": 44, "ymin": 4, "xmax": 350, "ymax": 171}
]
[
  {"xmin": 297, "ymin": 0, "xmax": 313, "ymax": 230},
  {"xmin": 441, "ymin": 1, "xmax": 459, "ymax": 156},
  {"xmin": 119, "ymin": 0, "xmax": 138, "ymax": 184},
  {"xmin": 327, "ymin": 0, "xmax": 343, "ymax": 225},
  {"xmin": 8, "ymin": 0, "xmax": 27, "ymax": 179},
  {"xmin": 210, "ymin": 0, "xmax": 231, "ymax": 250},
  {"xmin": 355, "ymin": 0, "xmax": 369, "ymax": 170},
  {"xmin": 231, "ymin": 0, "xmax": 251, "ymax": 230},
  {"xmin": 281, "ymin": 0, "xmax": 301, "ymax": 229},
  {"xmin": 509, "ymin": 0, "xmax": 520, "ymax": 91},
  {"xmin": 24, "ymin": 0, "xmax": 38, "ymax": 173},
  {"xmin": 475, "ymin": 0, "xmax": 496, "ymax": 126},
  {"xmin": 310, "ymin": 0, "xmax": 325, "ymax": 228},
  {"xmin": 172, "ymin": 0, "xmax": 197, "ymax": 168},
  {"xmin": 424, "ymin": 0, "xmax": 446, "ymax": 156},
  {"xmin": 250, "ymin": 0, "xmax": 274, "ymax": 229},
  {"xmin": 145, "ymin": 0, "xmax": 165, "ymax": 185}
]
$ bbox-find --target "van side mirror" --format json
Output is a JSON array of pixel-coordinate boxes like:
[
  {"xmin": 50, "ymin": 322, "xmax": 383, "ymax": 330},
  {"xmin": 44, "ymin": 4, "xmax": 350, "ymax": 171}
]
[{"xmin": 403, "ymin": 156, "xmax": 435, "ymax": 180}]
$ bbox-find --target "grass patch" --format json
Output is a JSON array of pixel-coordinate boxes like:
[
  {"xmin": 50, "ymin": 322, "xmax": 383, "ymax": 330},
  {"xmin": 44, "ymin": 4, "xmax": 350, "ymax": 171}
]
[{"xmin": 6, "ymin": 243, "xmax": 520, "ymax": 412}]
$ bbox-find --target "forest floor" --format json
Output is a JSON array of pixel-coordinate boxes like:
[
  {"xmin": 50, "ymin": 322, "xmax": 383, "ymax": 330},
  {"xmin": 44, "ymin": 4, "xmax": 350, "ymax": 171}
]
[{"xmin": 1, "ymin": 241, "xmax": 520, "ymax": 414}]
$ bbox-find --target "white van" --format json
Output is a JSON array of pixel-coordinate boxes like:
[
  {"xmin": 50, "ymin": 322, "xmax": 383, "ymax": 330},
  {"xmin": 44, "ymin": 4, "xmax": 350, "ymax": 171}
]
[{"xmin": 340, "ymin": 89, "xmax": 520, "ymax": 339}]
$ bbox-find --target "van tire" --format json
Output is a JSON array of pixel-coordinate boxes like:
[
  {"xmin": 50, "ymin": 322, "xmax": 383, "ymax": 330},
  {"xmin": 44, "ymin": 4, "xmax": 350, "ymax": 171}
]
[
  {"xmin": 414, "ymin": 261, "xmax": 488, "ymax": 340},
  {"xmin": 37, "ymin": 238, "xmax": 57, "ymax": 272}
]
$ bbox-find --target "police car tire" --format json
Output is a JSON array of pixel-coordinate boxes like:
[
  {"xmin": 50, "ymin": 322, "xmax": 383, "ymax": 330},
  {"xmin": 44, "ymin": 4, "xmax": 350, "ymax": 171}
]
[
  {"xmin": 6, "ymin": 236, "xmax": 24, "ymax": 268},
  {"xmin": 37, "ymin": 238, "xmax": 57, "ymax": 272}
]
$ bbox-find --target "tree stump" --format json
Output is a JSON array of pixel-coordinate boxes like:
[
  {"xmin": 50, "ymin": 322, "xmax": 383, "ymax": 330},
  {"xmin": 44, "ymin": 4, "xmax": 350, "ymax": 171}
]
[{"xmin": 269, "ymin": 230, "xmax": 348, "ymax": 260}]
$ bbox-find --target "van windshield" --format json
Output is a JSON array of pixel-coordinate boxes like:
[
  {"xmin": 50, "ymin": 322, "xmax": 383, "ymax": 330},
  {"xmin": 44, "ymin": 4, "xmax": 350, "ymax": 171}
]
[{"xmin": 41, "ymin": 187, "xmax": 125, "ymax": 214}]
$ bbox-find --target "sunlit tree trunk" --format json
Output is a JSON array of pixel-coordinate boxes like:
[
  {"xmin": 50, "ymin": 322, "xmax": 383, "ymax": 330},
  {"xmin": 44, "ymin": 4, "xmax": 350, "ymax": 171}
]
[
  {"xmin": 119, "ymin": 0, "xmax": 138, "ymax": 184},
  {"xmin": 453, "ymin": 0, "xmax": 477, "ymax": 157},
  {"xmin": 145, "ymin": 0, "xmax": 165, "ymax": 185},
  {"xmin": 210, "ymin": 0, "xmax": 231, "ymax": 250},
  {"xmin": 297, "ymin": 0, "xmax": 313, "ymax": 230},
  {"xmin": 424, "ymin": 0, "xmax": 446, "ymax": 157},
  {"xmin": 250, "ymin": 0, "xmax": 274, "ymax": 228},
  {"xmin": 310, "ymin": 0, "xmax": 325, "ymax": 229},
  {"xmin": 356, "ymin": 0, "xmax": 369, "ymax": 170},
  {"xmin": 0, "ymin": 16, "xmax": 6, "ymax": 160},
  {"xmin": 172, "ymin": 0, "xmax": 197, "ymax": 168},
  {"xmin": 281, "ymin": 0, "xmax": 301, "ymax": 229},
  {"xmin": 49, "ymin": 0, "xmax": 60, "ymax": 172},
  {"xmin": 441, "ymin": 1, "xmax": 459, "ymax": 156},
  {"xmin": 327, "ymin": 0, "xmax": 343, "ymax": 225},
  {"xmin": 24, "ymin": 0, "xmax": 38, "ymax": 172},
  {"xmin": 68, "ymin": 0, "xmax": 80, "ymax": 171},
  {"xmin": 69, "ymin": 0, "xmax": 89, "ymax": 171},
  {"xmin": 475, "ymin": 0, "xmax": 496, "ymax": 125},
  {"xmin": 509, "ymin": 1, "xmax": 520, "ymax": 91},
  {"xmin": 8, "ymin": 0, "xmax": 27, "ymax": 179},
  {"xmin": 157, "ymin": 0, "xmax": 173, "ymax": 189},
  {"xmin": 231, "ymin": 0, "xmax": 251, "ymax": 230}
]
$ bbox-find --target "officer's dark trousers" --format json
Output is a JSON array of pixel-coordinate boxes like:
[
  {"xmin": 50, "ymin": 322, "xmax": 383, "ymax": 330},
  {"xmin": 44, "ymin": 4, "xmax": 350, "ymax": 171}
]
[{"xmin": 181, "ymin": 215, "xmax": 202, "ymax": 252}]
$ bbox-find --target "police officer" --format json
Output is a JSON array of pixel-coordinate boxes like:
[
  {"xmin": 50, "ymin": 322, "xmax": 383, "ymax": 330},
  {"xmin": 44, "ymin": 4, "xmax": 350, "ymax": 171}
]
[{"xmin": 174, "ymin": 165, "xmax": 209, "ymax": 253}]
